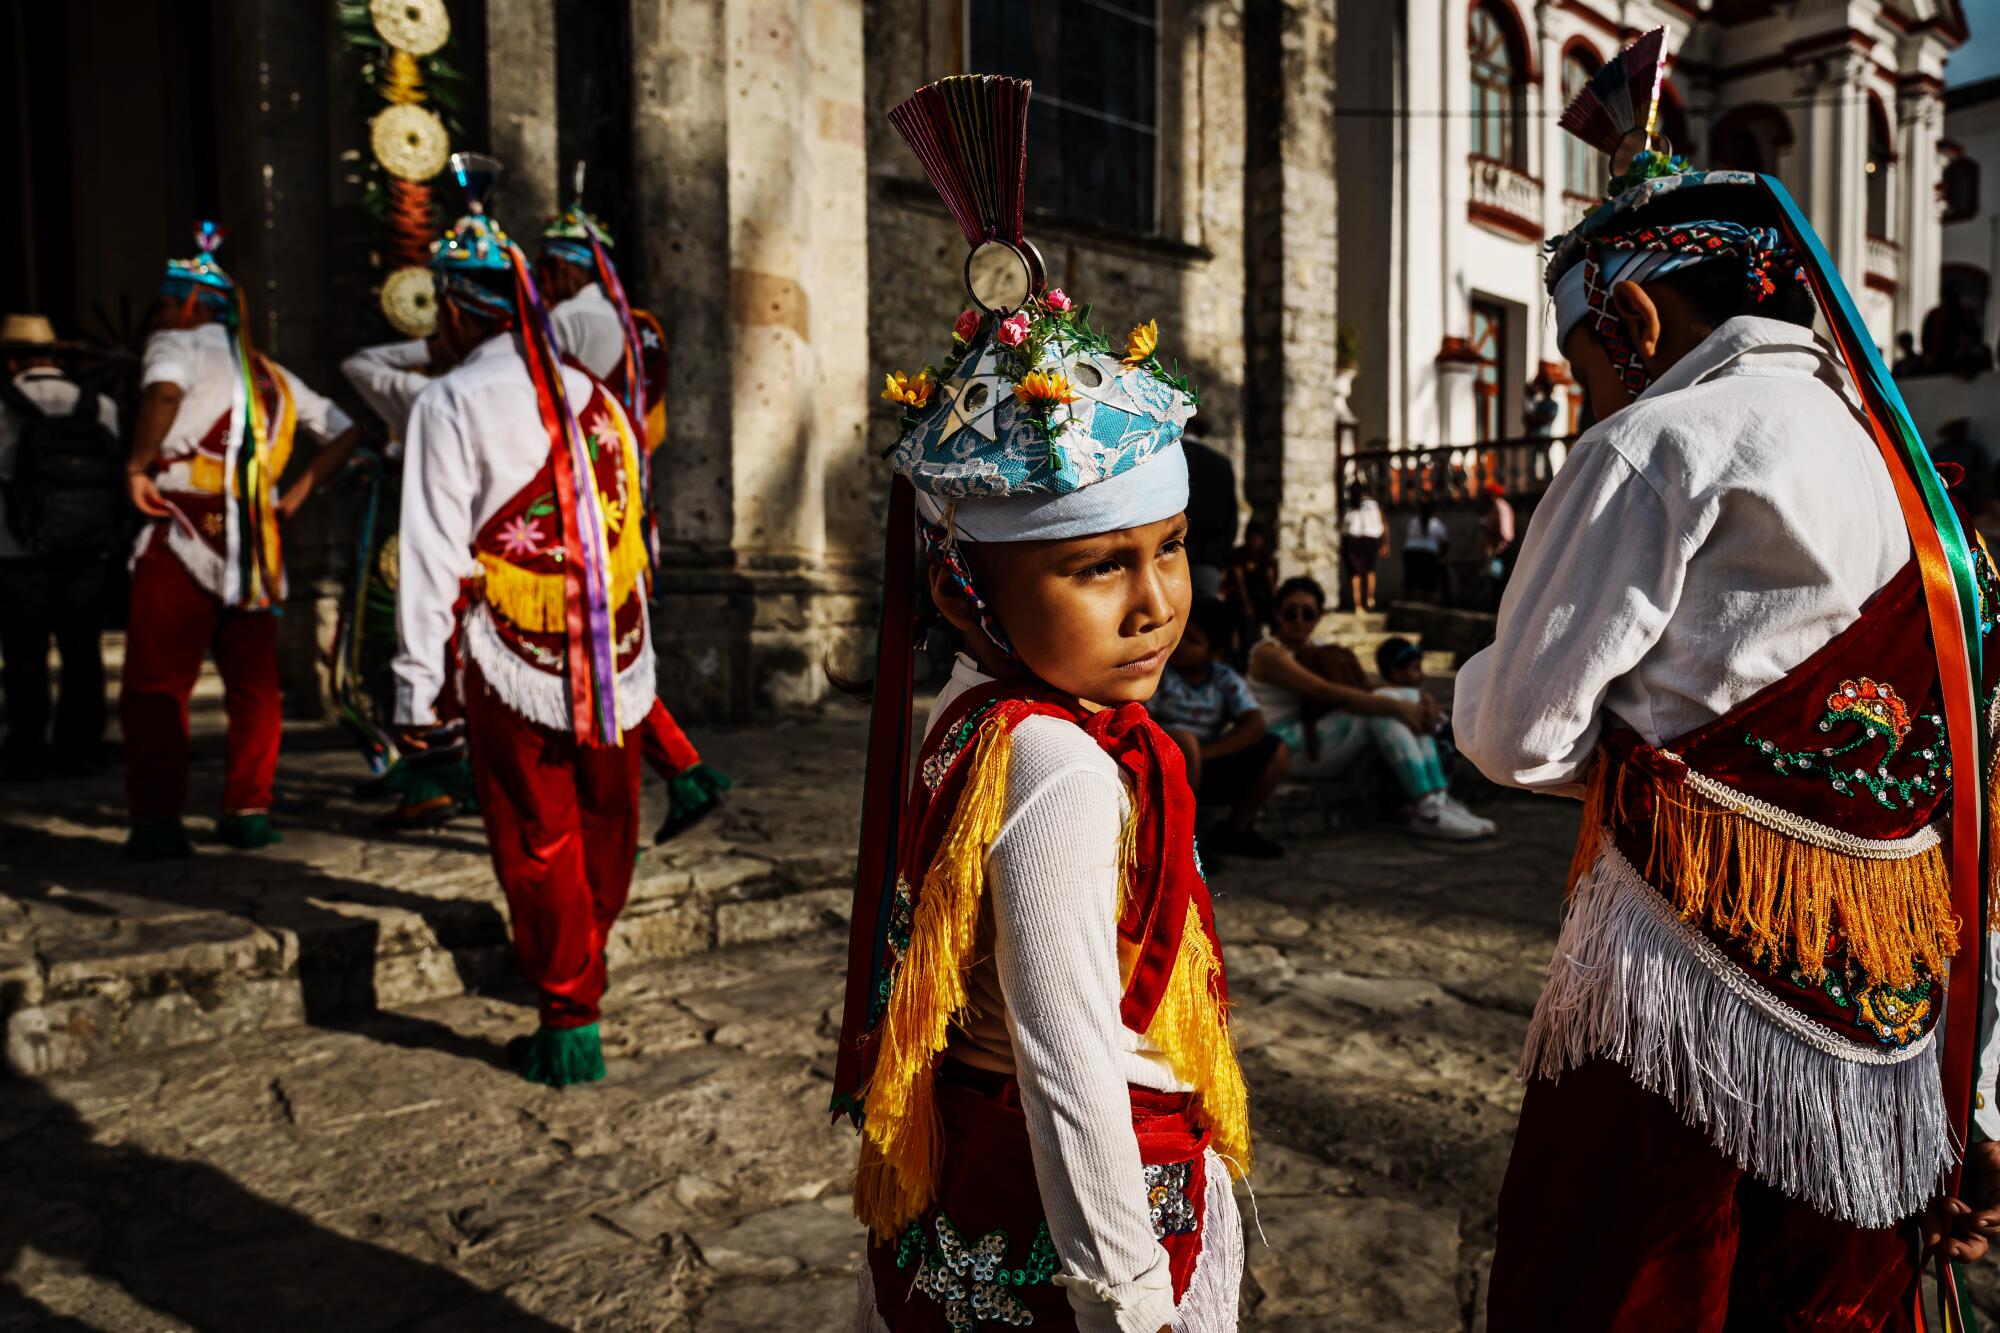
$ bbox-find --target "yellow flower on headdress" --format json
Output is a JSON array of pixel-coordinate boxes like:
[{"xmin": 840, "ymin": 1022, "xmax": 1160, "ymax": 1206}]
[
  {"xmin": 882, "ymin": 370, "xmax": 935, "ymax": 409},
  {"xmin": 1123, "ymin": 319, "xmax": 1159, "ymax": 366},
  {"xmin": 1014, "ymin": 370, "xmax": 1079, "ymax": 407}
]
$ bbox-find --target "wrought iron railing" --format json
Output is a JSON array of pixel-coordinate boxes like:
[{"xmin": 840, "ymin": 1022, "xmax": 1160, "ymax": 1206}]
[{"xmin": 1340, "ymin": 435, "xmax": 1574, "ymax": 505}]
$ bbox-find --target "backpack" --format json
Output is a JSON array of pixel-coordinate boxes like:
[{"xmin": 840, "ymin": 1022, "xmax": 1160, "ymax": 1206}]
[{"xmin": 0, "ymin": 378, "xmax": 126, "ymax": 557}]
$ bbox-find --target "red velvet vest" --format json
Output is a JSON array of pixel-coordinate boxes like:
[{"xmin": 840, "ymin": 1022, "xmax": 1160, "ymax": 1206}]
[{"xmin": 469, "ymin": 374, "xmax": 648, "ymax": 682}]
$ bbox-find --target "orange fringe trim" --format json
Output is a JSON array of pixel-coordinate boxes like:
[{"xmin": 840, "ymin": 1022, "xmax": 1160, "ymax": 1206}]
[{"xmin": 1570, "ymin": 755, "xmax": 1957, "ymax": 990}]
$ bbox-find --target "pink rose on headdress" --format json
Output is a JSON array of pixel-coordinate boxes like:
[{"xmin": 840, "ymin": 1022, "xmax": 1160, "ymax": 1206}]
[
  {"xmin": 952, "ymin": 309, "xmax": 981, "ymax": 344},
  {"xmin": 996, "ymin": 311, "xmax": 1032, "ymax": 347},
  {"xmin": 1044, "ymin": 288, "xmax": 1073, "ymax": 313}
]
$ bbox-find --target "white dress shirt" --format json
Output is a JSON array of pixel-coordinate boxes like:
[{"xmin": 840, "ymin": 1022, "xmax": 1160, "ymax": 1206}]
[
  {"xmin": 392, "ymin": 332, "xmax": 652, "ymax": 729},
  {"xmin": 547, "ymin": 283, "xmax": 625, "ymax": 382},
  {"xmin": 1453, "ymin": 314, "xmax": 2000, "ymax": 1137},
  {"xmin": 339, "ymin": 338, "xmax": 433, "ymax": 446},
  {"xmin": 0, "ymin": 368, "xmax": 121, "ymax": 559}
]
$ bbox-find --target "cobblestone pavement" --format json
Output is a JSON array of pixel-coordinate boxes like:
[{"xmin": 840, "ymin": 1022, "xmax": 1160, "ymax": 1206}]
[{"xmin": 2, "ymin": 715, "xmax": 1993, "ymax": 1329}]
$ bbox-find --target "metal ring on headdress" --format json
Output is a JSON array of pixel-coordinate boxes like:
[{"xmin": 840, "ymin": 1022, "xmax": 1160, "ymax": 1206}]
[{"xmin": 961, "ymin": 237, "xmax": 1047, "ymax": 316}]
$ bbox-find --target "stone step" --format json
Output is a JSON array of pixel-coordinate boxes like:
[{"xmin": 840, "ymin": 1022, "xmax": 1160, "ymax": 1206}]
[{"xmin": 1, "ymin": 714, "xmax": 871, "ymax": 1076}]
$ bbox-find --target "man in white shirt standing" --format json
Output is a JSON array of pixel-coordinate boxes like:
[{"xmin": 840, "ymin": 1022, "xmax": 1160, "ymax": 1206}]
[
  {"xmin": 0, "ymin": 314, "xmax": 123, "ymax": 778},
  {"xmin": 120, "ymin": 224, "xmax": 362, "ymax": 859},
  {"xmin": 1457, "ymin": 48, "xmax": 2000, "ymax": 1329},
  {"xmin": 536, "ymin": 190, "xmax": 732, "ymax": 844},
  {"xmin": 393, "ymin": 164, "xmax": 654, "ymax": 1086}
]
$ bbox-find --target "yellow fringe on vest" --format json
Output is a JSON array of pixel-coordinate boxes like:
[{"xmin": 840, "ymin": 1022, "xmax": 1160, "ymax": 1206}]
[
  {"xmin": 475, "ymin": 431, "xmax": 648, "ymax": 633},
  {"xmin": 1142, "ymin": 898, "xmax": 1253, "ymax": 1179},
  {"xmin": 854, "ymin": 717, "xmax": 1015, "ymax": 1241},
  {"xmin": 854, "ymin": 720, "xmax": 1255, "ymax": 1239},
  {"xmin": 1570, "ymin": 754, "xmax": 1956, "ymax": 989}
]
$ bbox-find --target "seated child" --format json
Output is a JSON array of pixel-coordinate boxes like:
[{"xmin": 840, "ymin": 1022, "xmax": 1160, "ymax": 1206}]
[
  {"xmin": 1371, "ymin": 637, "xmax": 1496, "ymax": 839},
  {"xmin": 1149, "ymin": 599, "xmax": 1290, "ymax": 859},
  {"xmin": 832, "ymin": 74, "xmax": 1251, "ymax": 1333}
]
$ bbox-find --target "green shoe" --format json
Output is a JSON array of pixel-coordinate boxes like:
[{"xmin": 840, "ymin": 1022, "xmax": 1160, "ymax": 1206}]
[
  {"xmin": 123, "ymin": 820, "xmax": 195, "ymax": 862},
  {"xmin": 217, "ymin": 813, "xmax": 283, "ymax": 850},
  {"xmin": 507, "ymin": 1023, "xmax": 607, "ymax": 1088},
  {"xmin": 654, "ymin": 764, "xmax": 733, "ymax": 844}
]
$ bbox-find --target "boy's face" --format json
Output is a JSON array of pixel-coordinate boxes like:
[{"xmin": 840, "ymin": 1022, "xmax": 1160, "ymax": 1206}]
[
  {"xmin": 946, "ymin": 513, "xmax": 1194, "ymax": 707},
  {"xmin": 1389, "ymin": 660, "xmax": 1425, "ymax": 687}
]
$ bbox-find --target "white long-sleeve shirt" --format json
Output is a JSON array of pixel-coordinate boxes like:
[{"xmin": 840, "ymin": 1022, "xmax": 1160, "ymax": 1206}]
[
  {"xmin": 391, "ymin": 332, "xmax": 650, "ymax": 728},
  {"xmin": 547, "ymin": 283, "xmax": 625, "ymax": 382},
  {"xmin": 339, "ymin": 338, "xmax": 433, "ymax": 445},
  {"xmin": 920, "ymin": 656, "xmax": 1182, "ymax": 1333},
  {"xmin": 1453, "ymin": 313, "xmax": 2000, "ymax": 1137},
  {"xmin": 141, "ymin": 325, "xmax": 352, "ymax": 477}
]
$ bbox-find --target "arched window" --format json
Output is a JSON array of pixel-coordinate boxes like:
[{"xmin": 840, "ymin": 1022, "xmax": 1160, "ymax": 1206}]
[
  {"xmin": 1943, "ymin": 158, "xmax": 1981, "ymax": 224},
  {"xmin": 1711, "ymin": 105, "xmax": 1793, "ymax": 176},
  {"xmin": 1866, "ymin": 95, "xmax": 1894, "ymax": 240},
  {"xmin": 1470, "ymin": 3, "xmax": 1529, "ymax": 169},
  {"xmin": 1561, "ymin": 47, "xmax": 1601, "ymax": 197}
]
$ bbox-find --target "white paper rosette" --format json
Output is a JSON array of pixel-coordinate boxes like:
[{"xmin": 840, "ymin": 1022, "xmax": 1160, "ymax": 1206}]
[
  {"xmin": 369, "ymin": 0, "xmax": 450, "ymax": 57},
  {"xmin": 371, "ymin": 103, "xmax": 449, "ymax": 182},
  {"xmin": 379, "ymin": 265, "xmax": 438, "ymax": 337}
]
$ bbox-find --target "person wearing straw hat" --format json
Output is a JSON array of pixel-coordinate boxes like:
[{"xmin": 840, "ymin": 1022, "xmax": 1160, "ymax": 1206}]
[
  {"xmin": 392, "ymin": 155, "xmax": 654, "ymax": 1087},
  {"xmin": 120, "ymin": 225, "xmax": 363, "ymax": 860},
  {"xmin": 831, "ymin": 77, "xmax": 1247, "ymax": 1333},
  {"xmin": 1451, "ymin": 28, "xmax": 2000, "ymax": 1329},
  {"xmin": 0, "ymin": 313, "xmax": 123, "ymax": 779},
  {"xmin": 538, "ymin": 179, "xmax": 730, "ymax": 844}
]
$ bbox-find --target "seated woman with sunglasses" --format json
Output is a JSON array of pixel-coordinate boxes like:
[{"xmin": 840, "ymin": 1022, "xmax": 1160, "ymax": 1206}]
[{"xmin": 1247, "ymin": 577, "xmax": 1495, "ymax": 841}]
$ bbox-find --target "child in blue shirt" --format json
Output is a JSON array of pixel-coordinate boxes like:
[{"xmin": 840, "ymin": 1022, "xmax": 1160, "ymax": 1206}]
[{"xmin": 1149, "ymin": 599, "xmax": 1290, "ymax": 858}]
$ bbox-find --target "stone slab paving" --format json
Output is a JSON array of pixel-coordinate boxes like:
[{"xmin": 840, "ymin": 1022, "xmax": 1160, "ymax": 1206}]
[
  {"xmin": 5, "ymin": 718, "xmax": 1997, "ymax": 1329},
  {"xmin": 0, "ymin": 707, "xmax": 871, "ymax": 1076}
]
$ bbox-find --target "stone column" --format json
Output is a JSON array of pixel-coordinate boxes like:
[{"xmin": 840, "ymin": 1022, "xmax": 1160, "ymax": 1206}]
[
  {"xmin": 1896, "ymin": 84, "xmax": 1944, "ymax": 342},
  {"xmin": 486, "ymin": 0, "xmax": 559, "ymax": 226},
  {"xmin": 1241, "ymin": 0, "xmax": 1340, "ymax": 586},
  {"xmin": 1794, "ymin": 52, "xmax": 1869, "ymax": 288},
  {"xmin": 630, "ymin": 0, "xmax": 871, "ymax": 721}
]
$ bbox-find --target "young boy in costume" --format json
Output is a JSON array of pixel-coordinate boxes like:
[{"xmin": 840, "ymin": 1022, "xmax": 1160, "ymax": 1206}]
[
  {"xmin": 1150, "ymin": 598, "xmax": 1289, "ymax": 859},
  {"xmin": 539, "ymin": 179, "xmax": 731, "ymax": 843},
  {"xmin": 121, "ymin": 223, "xmax": 363, "ymax": 858},
  {"xmin": 1454, "ymin": 29, "xmax": 2000, "ymax": 1329},
  {"xmin": 833, "ymin": 76, "xmax": 1250, "ymax": 1333},
  {"xmin": 392, "ymin": 156, "xmax": 654, "ymax": 1086}
]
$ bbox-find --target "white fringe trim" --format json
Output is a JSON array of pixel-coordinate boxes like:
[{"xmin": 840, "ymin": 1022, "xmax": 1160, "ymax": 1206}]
[
  {"xmin": 462, "ymin": 602, "xmax": 656, "ymax": 734},
  {"xmin": 1669, "ymin": 757, "xmax": 1941, "ymax": 860},
  {"xmin": 1172, "ymin": 1148, "xmax": 1243, "ymax": 1332},
  {"xmin": 162, "ymin": 522, "xmax": 228, "ymax": 599},
  {"xmin": 850, "ymin": 1261, "xmax": 891, "ymax": 1333},
  {"xmin": 1522, "ymin": 838, "xmax": 1952, "ymax": 1229}
]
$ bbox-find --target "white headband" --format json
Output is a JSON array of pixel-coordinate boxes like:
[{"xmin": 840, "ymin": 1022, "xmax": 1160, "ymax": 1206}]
[{"xmin": 916, "ymin": 441, "xmax": 1191, "ymax": 543}]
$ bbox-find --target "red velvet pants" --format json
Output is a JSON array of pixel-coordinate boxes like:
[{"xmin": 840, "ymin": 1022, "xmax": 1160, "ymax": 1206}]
[
  {"xmin": 120, "ymin": 538, "xmax": 282, "ymax": 822},
  {"xmin": 463, "ymin": 661, "xmax": 644, "ymax": 1029},
  {"xmin": 637, "ymin": 699, "xmax": 700, "ymax": 776},
  {"xmin": 1488, "ymin": 1060, "xmax": 1922, "ymax": 1333}
]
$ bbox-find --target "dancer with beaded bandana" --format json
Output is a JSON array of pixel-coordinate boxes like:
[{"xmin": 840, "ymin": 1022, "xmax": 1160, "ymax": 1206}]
[
  {"xmin": 392, "ymin": 155, "xmax": 655, "ymax": 1087},
  {"xmin": 832, "ymin": 76, "xmax": 1249, "ymax": 1333},
  {"xmin": 121, "ymin": 224, "xmax": 364, "ymax": 859},
  {"xmin": 1453, "ymin": 29, "xmax": 2000, "ymax": 1330},
  {"xmin": 537, "ymin": 175, "xmax": 732, "ymax": 844}
]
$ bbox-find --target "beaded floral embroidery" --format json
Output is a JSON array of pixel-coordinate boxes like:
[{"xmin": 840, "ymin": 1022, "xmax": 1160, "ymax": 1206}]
[
  {"xmin": 1144, "ymin": 1160, "xmax": 1197, "ymax": 1237},
  {"xmin": 1781, "ymin": 940, "xmax": 1936, "ymax": 1049},
  {"xmin": 922, "ymin": 705, "xmax": 997, "ymax": 792},
  {"xmin": 895, "ymin": 1214, "xmax": 1059, "ymax": 1330},
  {"xmin": 1743, "ymin": 678, "xmax": 1946, "ymax": 810},
  {"xmin": 868, "ymin": 875, "xmax": 916, "ymax": 1025}
]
